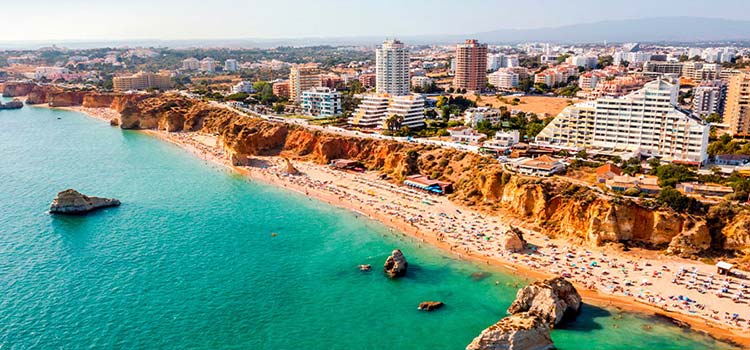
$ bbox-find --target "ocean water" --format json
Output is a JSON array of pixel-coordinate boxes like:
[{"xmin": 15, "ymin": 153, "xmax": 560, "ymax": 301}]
[{"xmin": 0, "ymin": 101, "xmax": 733, "ymax": 349}]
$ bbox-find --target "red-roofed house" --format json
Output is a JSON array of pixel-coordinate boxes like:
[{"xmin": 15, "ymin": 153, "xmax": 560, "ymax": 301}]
[{"xmin": 596, "ymin": 163, "xmax": 623, "ymax": 183}]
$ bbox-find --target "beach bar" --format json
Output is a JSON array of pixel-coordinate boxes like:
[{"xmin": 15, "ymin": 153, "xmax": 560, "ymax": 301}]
[
  {"xmin": 716, "ymin": 261, "xmax": 734, "ymax": 275},
  {"xmin": 403, "ymin": 175, "xmax": 453, "ymax": 195}
]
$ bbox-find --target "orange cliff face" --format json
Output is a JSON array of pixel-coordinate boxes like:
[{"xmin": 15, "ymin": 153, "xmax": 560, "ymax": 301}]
[
  {"xmin": 100, "ymin": 94, "xmax": 750, "ymax": 258},
  {"xmin": 1, "ymin": 82, "xmax": 37, "ymax": 97}
]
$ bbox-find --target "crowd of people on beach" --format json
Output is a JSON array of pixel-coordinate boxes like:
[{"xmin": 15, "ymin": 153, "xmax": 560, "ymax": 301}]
[{"xmin": 165, "ymin": 130, "xmax": 750, "ymax": 333}]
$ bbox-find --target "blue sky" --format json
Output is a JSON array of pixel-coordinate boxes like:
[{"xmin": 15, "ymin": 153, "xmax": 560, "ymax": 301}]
[{"xmin": 1, "ymin": 0, "xmax": 749, "ymax": 41}]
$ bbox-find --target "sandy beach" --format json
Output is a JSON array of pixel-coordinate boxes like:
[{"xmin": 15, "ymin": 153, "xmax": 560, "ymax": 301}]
[{"xmin": 63, "ymin": 106, "xmax": 750, "ymax": 347}]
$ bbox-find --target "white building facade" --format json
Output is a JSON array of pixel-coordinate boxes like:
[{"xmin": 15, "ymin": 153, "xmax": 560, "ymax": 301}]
[
  {"xmin": 301, "ymin": 87, "xmax": 342, "ymax": 117},
  {"xmin": 535, "ymin": 79, "xmax": 710, "ymax": 164},
  {"xmin": 376, "ymin": 39, "xmax": 410, "ymax": 96},
  {"xmin": 349, "ymin": 93, "xmax": 425, "ymax": 129}
]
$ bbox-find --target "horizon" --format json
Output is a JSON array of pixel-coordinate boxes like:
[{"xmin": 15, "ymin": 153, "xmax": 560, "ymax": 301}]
[{"xmin": 2, "ymin": 0, "xmax": 750, "ymax": 42}]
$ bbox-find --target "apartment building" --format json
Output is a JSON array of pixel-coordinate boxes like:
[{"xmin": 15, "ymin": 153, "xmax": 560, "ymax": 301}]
[
  {"xmin": 113, "ymin": 71, "xmax": 172, "ymax": 92},
  {"xmin": 200, "ymin": 58, "xmax": 217, "ymax": 72},
  {"xmin": 535, "ymin": 79, "xmax": 709, "ymax": 164},
  {"xmin": 488, "ymin": 70, "xmax": 519, "ymax": 89},
  {"xmin": 645, "ymin": 61, "xmax": 683, "ymax": 75},
  {"xmin": 301, "ymin": 87, "xmax": 342, "ymax": 117},
  {"xmin": 723, "ymin": 72, "xmax": 750, "ymax": 137},
  {"xmin": 182, "ymin": 57, "xmax": 200, "ymax": 70},
  {"xmin": 224, "ymin": 59, "xmax": 239, "ymax": 72},
  {"xmin": 349, "ymin": 93, "xmax": 425, "ymax": 129},
  {"xmin": 533, "ymin": 64, "xmax": 578, "ymax": 88},
  {"xmin": 376, "ymin": 39, "xmax": 410, "ymax": 96},
  {"xmin": 411, "ymin": 76, "xmax": 434, "ymax": 90},
  {"xmin": 453, "ymin": 39, "xmax": 488, "ymax": 92},
  {"xmin": 692, "ymin": 80, "xmax": 726, "ymax": 117},
  {"xmin": 272, "ymin": 80, "xmax": 290, "ymax": 99},
  {"xmin": 487, "ymin": 53, "xmax": 506, "ymax": 71},
  {"xmin": 358, "ymin": 73, "xmax": 377, "ymax": 88},
  {"xmin": 289, "ymin": 63, "xmax": 322, "ymax": 103}
]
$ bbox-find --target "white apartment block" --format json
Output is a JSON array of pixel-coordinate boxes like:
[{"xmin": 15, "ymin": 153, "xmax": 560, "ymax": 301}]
[
  {"xmin": 349, "ymin": 93, "xmax": 425, "ymax": 129},
  {"xmin": 535, "ymin": 79, "xmax": 709, "ymax": 164},
  {"xmin": 231, "ymin": 81, "xmax": 255, "ymax": 94},
  {"xmin": 488, "ymin": 70, "xmax": 519, "ymax": 89},
  {"xmin": 182, "ymin": 57, "xmax": 200, "ymax": 70},
  {"xmin": 200, "ymin": 58, "xmax": 216, "ymax": 72},
  {"xmin": 301, "ymin": 87, "xmax": 342, "ymax": 117},
  {"xmin": 376, "ymin": 39, "xmax": 410, "ymax": 96},
  {"xmin": 224, "ymin": 59, "xmax": 239, "ymax": 72},
  {"xmin": 464, "ymin": 107, "xmax": 501, "ymax": 127},
  {"xmin": 567, "ymin": 55, "xmax": 598, "ymax": 69},
  {"xmin": 411, "ymin": 76, "xmax": 433, "ymax": 90},
  {"xmin": 487, "ymin": 53, "xmax": 506, "ymax": 71}
]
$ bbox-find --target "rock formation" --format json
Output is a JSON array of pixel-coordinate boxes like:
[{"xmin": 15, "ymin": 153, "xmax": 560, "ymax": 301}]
[
  {"xmin": 0, "ymin": 99, "xmax": 23, "ymax": 110},
  {"xmin": 281, "ymin": 158, "xmax": 299, "ymax": 175},
  {"xmin": 500, "ymin": 227, "xmax": 526, "ymax": 252},
  {"xmin": 466, "ymin": 312, "xmax": 554, "ymax": 350},
  {"xmin": 49, "ymin": 189, "xmax": 121, "ymax": 215},
  {"xmin": 506, "ymin": 277, "xmax": 582, "ymax": 327},
  {"xmin": 666, "ymin": 221, "xmax": 711, "ymax": 257},
  {"xmin": 383, "ymin": 249, "xmax": 408, "ymax": 278},
  {"xmin": 418, "ymin": 301, "xmax": 444, "ymax": 311},
  {"xmin": 1, "ymin": 82, "xmax": 36, "ymax": 97}
]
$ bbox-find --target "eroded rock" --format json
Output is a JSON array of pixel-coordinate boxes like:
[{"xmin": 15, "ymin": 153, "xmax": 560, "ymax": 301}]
[
  {"xmin": 383, "ymin": 249, "xmax": 408, "ymax": 278},
  {"xmin": 418, "ymin": 301, "xmax": 444, "ymax": 311},
  {"xmin": 507, "ymin": 277, "xmax": 582, "ymax": 327},
  {"xmin": 466, "ymin": 312, "xmax": 554, "ymax": 350},
  {"xmin": 49, "ymin": 189, "xmax": 120, "ymax": 215}
]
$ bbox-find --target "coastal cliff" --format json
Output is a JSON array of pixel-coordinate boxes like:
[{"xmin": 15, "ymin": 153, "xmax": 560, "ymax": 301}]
[{"xmin": 10, "ymin": 88, "xmax": 745, "ymax": 257}]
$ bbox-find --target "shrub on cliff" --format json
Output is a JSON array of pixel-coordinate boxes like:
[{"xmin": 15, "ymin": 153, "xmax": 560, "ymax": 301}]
[{"xmin": 658, "ymin": 187, "xmax": 703, "ymax": 213}]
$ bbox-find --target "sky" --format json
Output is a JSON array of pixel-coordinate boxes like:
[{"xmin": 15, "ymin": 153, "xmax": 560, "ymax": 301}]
[{"xmin": 1, "ymin": 0, "xmax": 749, "ymax": 42}]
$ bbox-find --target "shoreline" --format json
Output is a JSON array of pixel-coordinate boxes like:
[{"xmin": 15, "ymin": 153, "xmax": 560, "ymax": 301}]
[{"xmin": 50, "ymin": 105, "xmax": 750, "ymax": 348}]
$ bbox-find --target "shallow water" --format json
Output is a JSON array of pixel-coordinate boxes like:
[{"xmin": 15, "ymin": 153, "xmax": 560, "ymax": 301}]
[{"xmin": 0, "ymin": 101, "xmax": 732, "ymax": 349}]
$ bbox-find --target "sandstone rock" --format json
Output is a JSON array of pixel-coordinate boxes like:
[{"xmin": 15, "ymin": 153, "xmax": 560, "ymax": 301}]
[
  {"xmin": 507, "ymin": 277, "xmax": 582, "ymax": 327},
  {"xmin": 49, "ymin": 189, "xmax": 120, "ymax": 215},
  {"xmin": 466, "ymin": 312, "xmax": 554, "ymax": 350},
  {"xmin": 383, "ymin": 249, "xmax": 408, "ymax": 278},
  {"xmin": 723, "ymin": 211, "xmax": 750, "ymax": 252},
  {"xmin": 1, "ymin": 82, "xmax": 36, "ymax": 97},
  {"xmin": 667, "ymin": 221, "xmax": 711, "ymax": 257},
  {"xmin": 281, "ymin": 158, "xmax": 299, "ymax": 175},
  {"xmin": 418, "ymin": 301, "xmax": 444, "ymax": 311},
  {"xmin": 0, "ymin": 99, "xmax": 23, "ymax": 110},
  {"xmin": 500, "ymin": 227, "xmax": 526, "ymax": 252}
]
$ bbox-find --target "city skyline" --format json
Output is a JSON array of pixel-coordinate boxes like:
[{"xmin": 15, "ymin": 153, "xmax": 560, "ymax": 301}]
[{"xmin": 2, "ymin": 0, "xmax": 750, "ymax": 42}]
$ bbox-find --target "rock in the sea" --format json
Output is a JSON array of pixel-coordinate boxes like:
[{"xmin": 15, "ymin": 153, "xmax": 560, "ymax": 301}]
[
  {"xmin": 49, "ymin": 189, "xmax": 120, "ymax": 215},
  {"xmin": 383, "ymin": 249, "xmax": 408, "ymax": 278},
  {"xmin": 418, "ymin": 301, "xmax": 444, "ymax": 311},
  {"xmin": 507, "ymin": 277, "xmax": 582, "ymax": 327},
  {"xmin": 500, "ymin": 226, "xmax": 526, "ymax": 252},
  {"xmin": 466, "ymin": 312, "xmax": 554, "ymax": 350}
]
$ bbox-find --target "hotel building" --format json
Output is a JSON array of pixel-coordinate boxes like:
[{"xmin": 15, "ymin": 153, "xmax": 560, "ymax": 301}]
[
  {"xmin": 200, "ymin": 58, "xmax": 217, "ymax": 72},
  {"xmin": 112, "ymin": 72, "xmax": 172, "ymax": 92},
  {"xmin": 301, "ymin": 87, "xmax": 342, "ymax": 117},
  {"xmin": 692, "ymin": 80, "xmax": 726, "ymax": 117},
  {"xmin": 453, "ymin": 39, "xmax": 488, "ymax": 92},
  {"xmin": 349, "ymin": 93, "xmax": 425, "ymax": 129},
  {"xmin": 272, "ymin": 80, "xmax": 291, "ymax": 99},
  {"xmin": 488, "ymin": 70, "xmax": 519, "ymax": 89},
  {"xmin": 535, "ymin": 79, "xmax": 709, "ymax": 164},
  {"xmin": 289, "ymin": 63, "xmax": 322, "ymax": 103},
  {"xmin": 376, "ymin": 39, "xmax": 410, "ymax": 96},
  {"xmin": 224, "ymin": 59, "xmax": 239, "ymax": 72},
  {"xmin": 182, "ymin": 58, "xmax": 200, "ymax": 70},
  {"xmin": 723, "ymin": 72, "xmax": 750, "ymax": 137}
]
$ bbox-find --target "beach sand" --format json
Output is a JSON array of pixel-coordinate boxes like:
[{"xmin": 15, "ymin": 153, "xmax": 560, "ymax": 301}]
[{"xmin": 62, "ymin": 106, "xmax": 750, "ymax": 347}]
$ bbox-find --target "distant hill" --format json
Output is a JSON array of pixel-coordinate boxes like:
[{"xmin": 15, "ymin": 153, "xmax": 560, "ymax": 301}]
[{"xmin": 473, "ymin": 17, "xmax": 750, "ymax": 43}]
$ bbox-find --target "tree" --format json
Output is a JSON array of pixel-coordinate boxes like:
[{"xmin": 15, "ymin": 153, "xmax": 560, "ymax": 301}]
[
  {"xmin": 658, "ymin": 187, "xmax": 701, "ymax": 213},
  {"xmin": 575, "ymin": 149, "xmax": 589, "ymax": 159},
  {"xmin": 385, "ymin": 114, "xmax": 404, "ymax": 131},
  {"xmin": 704, "ymin": 113, "xmax": 723, "ymax": 123},
  {"xmin": 655, "ymin": 164, "xmax": 696, "ymax": 188}
]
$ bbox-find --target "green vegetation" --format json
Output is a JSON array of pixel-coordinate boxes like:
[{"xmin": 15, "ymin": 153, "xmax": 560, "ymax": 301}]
[
  {"xmin": 707, "ymin": 134, "xmax": 750, "ymax": 156},
  {"xmin": 657, "ymin": 187, "xmax": 703, "ymax": 212}
]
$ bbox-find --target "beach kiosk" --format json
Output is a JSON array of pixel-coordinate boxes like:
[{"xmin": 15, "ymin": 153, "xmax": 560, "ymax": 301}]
[
  {"xmin": 716, "ymin": 261, "xmax": 734, "ymax": 275},
  {"xmin": 403, "ymin": 175, "xmax": 453, "ymax": 195}
]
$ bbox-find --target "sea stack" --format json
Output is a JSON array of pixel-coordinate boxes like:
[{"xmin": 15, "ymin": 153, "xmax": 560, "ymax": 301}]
[
  {"xmin": 507, "ymin": 277, "xmax": 582, "ymax": 327},
  {"xmin": 383, "ymin": 249, "xmax": 408, "ymax": 278},
  {"xmin": 466, "ymin": 312, "xmax": 554, "ymax": 350},
  {"xmin": 49, "ymin": 189, "xmax": 121, "ymax": 215},
  {"xmin": 466, "ymin": 277, "xmax": 581, "ymax": 350},
  {"xmin": 418, "ymin": 301, "xmax": 444, "ymax": 311}
]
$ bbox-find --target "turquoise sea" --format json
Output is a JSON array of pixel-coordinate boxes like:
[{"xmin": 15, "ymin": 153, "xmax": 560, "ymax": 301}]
[{"xmin": 0, "ymin": 99, "xmax": 734, "ymax": 349}]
